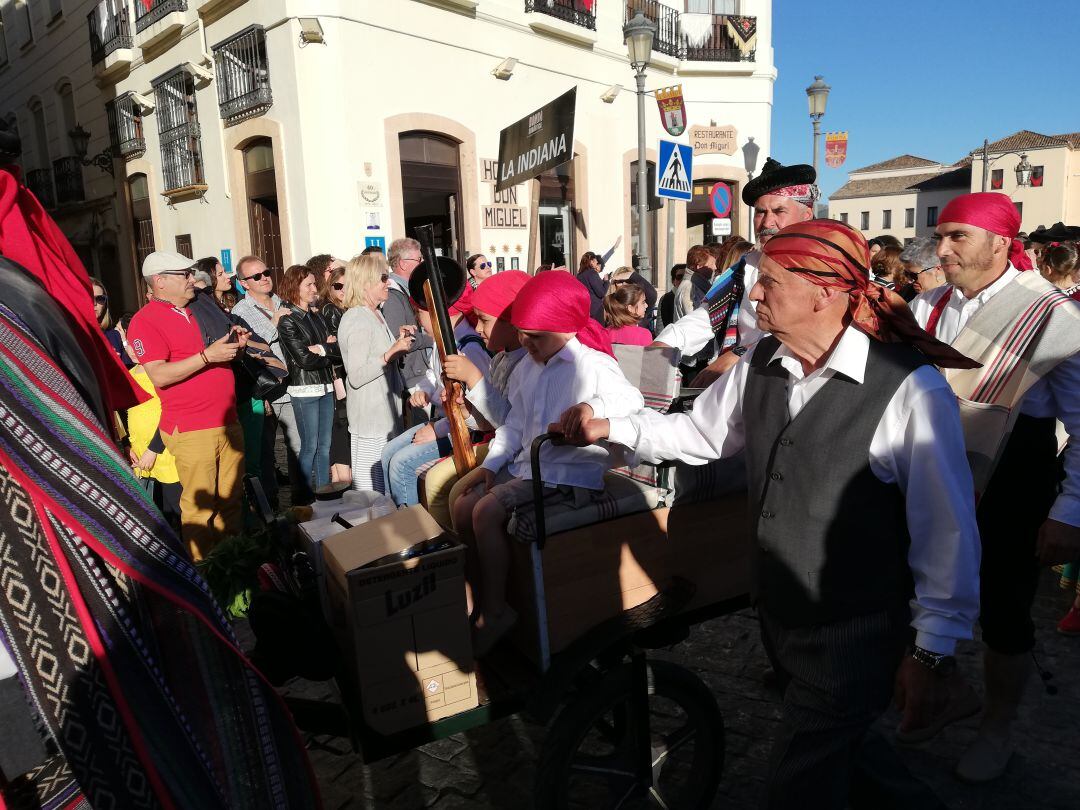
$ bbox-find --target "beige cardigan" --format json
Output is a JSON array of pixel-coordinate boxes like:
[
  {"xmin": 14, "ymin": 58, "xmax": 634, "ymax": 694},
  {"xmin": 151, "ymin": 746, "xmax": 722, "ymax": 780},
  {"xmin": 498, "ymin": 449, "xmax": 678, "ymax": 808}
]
[{"xmin": 338, "ymin": 305, "xmax": 405, "ymax": 439}]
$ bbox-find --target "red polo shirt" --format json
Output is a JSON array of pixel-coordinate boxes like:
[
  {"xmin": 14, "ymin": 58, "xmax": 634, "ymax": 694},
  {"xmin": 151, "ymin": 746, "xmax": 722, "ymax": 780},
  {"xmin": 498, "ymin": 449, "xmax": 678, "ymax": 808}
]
[{"xmin": 127, "ymin": 299, "xmax": 237, "ymax": 432}]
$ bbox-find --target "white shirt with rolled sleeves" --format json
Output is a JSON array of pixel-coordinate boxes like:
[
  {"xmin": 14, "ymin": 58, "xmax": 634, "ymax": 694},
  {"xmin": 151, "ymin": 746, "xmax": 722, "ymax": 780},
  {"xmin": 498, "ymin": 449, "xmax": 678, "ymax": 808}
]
[
  {"xmin": 482, "ymin": 337, "xmax": 645, "ymax": 490},
  {"xmin": 655, "ymin": 251, "xmax": 764, "ymax": 357},
  {"xmin": 910, "ymin": 266, "xmax": 1080, "ymax": 527},
  {"xmin": 607, "ymin": 325, "xmax": 981, "ymax": 655}
]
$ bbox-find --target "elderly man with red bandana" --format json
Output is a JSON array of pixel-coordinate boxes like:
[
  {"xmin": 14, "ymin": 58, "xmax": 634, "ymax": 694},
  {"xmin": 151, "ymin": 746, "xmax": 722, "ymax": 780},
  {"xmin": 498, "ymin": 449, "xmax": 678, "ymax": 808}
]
[
  {"xmin": 909, "ymin": 192, "xmax": 1080, "ymax": 782},
  {"xmin": 571, "ymin": 219, "xmax": 982, "ymax": 809}
]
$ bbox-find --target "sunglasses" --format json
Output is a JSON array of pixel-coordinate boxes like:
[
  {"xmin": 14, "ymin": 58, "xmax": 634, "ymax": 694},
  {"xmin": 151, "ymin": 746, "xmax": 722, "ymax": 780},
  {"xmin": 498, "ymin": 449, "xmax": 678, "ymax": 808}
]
[
  {"xmin": 381, "ymin": 274, "xmax": 390, "ymax": 283},
  {"xmin": 479, "ymin": 262, "xmax": 492, "ymax": 270},
  {"xmin": 332, "ymin": 282, "xmax": 344, "ymax": 291},
  {"xmin": 160, "ymin": 269, "xmax": 194, "ymax": 278},
  {"xmin": 93, "ymin": 294, "xmax": 108, "ymax": 304},
  {"xmin": 904, "ymin": 266, "xmax": 940, "ymax": 282},
  {"xmin": 242, "ymin": 271, "xmax": 270, "ymax": 282}
]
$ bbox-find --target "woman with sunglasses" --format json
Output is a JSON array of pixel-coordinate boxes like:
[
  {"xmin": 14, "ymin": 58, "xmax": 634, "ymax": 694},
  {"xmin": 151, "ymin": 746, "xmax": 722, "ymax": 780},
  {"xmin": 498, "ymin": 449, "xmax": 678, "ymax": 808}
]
[
  {"xmin": 91, "ymin": 276, "xmax": 132, "ymax": 367},
  {"xmin": 319, "ymin": 266, "xmax": 352, "ymax": 486},
  {"xmin": 466, "ymin": 253, "xmax": 493, "ymax": 289}
]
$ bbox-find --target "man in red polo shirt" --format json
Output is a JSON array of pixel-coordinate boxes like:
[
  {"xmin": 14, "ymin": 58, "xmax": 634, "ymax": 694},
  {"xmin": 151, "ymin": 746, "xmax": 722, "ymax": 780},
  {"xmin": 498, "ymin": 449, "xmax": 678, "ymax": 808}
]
[{"xmin": 128, "ymin": 251, "xmax": 248, "ymax": 560}]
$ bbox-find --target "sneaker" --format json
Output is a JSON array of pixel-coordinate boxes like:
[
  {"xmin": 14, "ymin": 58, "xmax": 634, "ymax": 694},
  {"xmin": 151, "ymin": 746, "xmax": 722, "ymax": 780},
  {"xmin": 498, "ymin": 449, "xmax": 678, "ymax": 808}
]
[
  {"xmin": 1057, "ymin": 606, "xmax": 1080, "ymax": 636},
  {"xmin": 955, "ymin": 733, "xmax": 1013, "ymax": 783}
]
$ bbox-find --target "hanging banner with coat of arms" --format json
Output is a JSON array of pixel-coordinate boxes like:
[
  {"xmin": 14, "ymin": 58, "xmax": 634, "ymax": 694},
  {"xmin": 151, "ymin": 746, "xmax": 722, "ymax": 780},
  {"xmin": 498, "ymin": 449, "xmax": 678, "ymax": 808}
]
[
  {"xmin": 655, "ymin": 86, "xmax": 687, "ymax": 137},
  {"xmin": 825, "ymin": 132, "xmax": 848, "ymax": 168}
]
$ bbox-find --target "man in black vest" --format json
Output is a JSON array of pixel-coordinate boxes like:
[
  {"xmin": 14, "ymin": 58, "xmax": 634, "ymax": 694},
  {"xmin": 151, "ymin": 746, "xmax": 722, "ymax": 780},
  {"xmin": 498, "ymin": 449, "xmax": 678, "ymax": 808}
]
[{"xmin": 565, "ymin": 220, "xmax": 982, "ymax": 809}]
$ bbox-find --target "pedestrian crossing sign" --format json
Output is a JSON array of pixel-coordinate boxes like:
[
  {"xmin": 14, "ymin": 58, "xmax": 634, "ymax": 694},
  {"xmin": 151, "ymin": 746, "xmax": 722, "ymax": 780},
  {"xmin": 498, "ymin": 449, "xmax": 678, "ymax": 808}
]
[{"xmin": 656, "ymin": 139, "xmax": 693, "ymax": 202}]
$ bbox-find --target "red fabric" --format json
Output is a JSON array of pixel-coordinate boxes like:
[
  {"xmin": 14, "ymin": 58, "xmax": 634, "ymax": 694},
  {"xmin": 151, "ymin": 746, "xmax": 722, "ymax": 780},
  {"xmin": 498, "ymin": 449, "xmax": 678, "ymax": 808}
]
[
  {"xmin": 1009, "ymin": 239, "xmax": 1034, "ymax": 270},
  {"xmin": 449, "ymin": 281, "xmax": 476, "ymax": 325},
  {"xmin": 127, "ymin": 300, "xmax": 237, "ymax": 432},
  {"xmin": 938, "ymin": 192, "xmax": 1021, "ymax": 239},
  {"xmin": 762, "ymin": 219, "xmax": 980, "ymax": 370},
  {"xmin": 472, "ymin": 270, "xmax": 530, "ymax": 320},
  {"xmin": 608, "ymin": 325, "xmax": 653, "ymax": 346},
  {"xmin": 925, "ymin": 288, "xmax": 953, "ymax": 337},
  {"xmin": 512, "ymin": 271, "xmax": 615, "ymax": 357},
  {"xmin": 771, "ymin": 184, "xmax": 813, "ymax": 200},
  {"xmin": 0, "ymin": 166, "xmax": 146, "ymax": 414}
]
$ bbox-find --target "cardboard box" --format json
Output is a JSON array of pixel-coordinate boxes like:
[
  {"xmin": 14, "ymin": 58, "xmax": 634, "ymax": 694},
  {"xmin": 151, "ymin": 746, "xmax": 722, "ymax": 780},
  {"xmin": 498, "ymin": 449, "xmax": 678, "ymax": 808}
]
[{"xmin": 321, "ymin": 506, "xmax": 478, "ymax": 735}]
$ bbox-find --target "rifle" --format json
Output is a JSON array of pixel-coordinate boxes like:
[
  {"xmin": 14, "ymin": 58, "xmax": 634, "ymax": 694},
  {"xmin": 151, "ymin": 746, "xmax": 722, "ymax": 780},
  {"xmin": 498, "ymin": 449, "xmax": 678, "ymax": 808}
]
[{"xmin": 411, "ymin": 226, "xmax": 477, "ymax": 476}]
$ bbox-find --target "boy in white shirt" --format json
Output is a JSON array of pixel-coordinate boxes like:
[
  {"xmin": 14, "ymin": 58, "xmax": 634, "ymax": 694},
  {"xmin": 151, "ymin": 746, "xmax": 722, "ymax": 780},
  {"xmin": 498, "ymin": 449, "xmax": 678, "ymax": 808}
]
[{"xmin": 455, "ymin": 272, "xmax": 644, "ymax": 656}]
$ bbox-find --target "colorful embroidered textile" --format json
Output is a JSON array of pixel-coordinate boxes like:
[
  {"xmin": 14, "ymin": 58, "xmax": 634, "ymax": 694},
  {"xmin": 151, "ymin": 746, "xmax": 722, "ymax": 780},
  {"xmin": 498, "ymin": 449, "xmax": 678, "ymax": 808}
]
[
  {"xmin": 762, "ymin": 219, "xmax": 979, "ymax": 370},
  {"xmin": 705, "ymin": 257, "xmax": 746, "ymax": 354},
  {"xmin": 725, "ymin": 15, "xmax": 757, "ymax": 54},
  {"xmin": 0, "ymin": 297, "xmax": 320, "ymax": 809}
]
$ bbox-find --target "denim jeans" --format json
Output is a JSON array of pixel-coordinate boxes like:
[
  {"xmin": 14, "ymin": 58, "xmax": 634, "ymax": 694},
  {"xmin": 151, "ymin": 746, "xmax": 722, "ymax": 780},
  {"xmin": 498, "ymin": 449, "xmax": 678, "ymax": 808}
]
[
  {"xmin": 292, "ymin": 392, "xmax": 334, "ymax": 495},
  {"xmin": 381, "ymin": 422, "xmax": 452, "ymax": 506}
]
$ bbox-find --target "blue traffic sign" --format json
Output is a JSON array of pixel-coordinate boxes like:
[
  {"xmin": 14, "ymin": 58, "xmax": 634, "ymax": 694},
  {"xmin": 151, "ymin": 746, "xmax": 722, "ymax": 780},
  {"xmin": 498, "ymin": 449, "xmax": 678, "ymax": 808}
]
[
  {"xmin": 656, "ymin": 139, "xmax": 693, "ymax": 202},
  {"xmin": 709, "ymin": 182, "xmax": 732, "ymax": 218}
]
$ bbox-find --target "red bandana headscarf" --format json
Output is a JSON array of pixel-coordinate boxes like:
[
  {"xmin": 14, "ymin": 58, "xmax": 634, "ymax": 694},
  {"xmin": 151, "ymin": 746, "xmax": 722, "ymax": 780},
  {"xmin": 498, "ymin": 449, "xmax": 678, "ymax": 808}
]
[
  {"xmin": 0, "ymin": 166, "xmax": 146, "ymax": 414},
  {"xmin": 762, "ymin": 219, "xmax": 980, "ymax": 369},
  {"xmin": 939, "ymin": 191, "xmax": 1032, "ymax": 271},
  {"xmin": 511, "ymin": 271, "xmax": 615, "ymax": 357},
  {"xmin": 472, "ymin": 270, "xmax": 530, "ymax": 320}
]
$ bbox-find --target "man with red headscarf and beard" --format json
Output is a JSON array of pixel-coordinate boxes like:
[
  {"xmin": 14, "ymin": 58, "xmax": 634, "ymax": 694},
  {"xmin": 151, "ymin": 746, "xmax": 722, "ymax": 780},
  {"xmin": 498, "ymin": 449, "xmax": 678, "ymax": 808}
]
[
  {"xmin": 568, "ymin": 219, "xmax": 981, "ymax": 810},
  {"xmin": 910, "ymin": 191, "xmax": 1080, "ymax": 782}
]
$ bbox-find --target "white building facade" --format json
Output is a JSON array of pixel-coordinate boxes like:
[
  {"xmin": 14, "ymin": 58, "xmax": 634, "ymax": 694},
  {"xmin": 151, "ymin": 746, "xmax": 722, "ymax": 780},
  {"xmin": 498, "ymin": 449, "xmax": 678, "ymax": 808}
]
[{"xmin": 1, "ymin": 0, "xmax": 775, "ymax": 311}]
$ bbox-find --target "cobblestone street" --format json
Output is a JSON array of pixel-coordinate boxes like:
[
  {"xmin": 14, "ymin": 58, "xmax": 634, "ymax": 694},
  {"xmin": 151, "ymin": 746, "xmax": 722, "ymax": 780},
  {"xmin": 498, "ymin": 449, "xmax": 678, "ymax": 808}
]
[{"xmin": 294, "ymin": 569, "xmax": 1080, "ymax": 810}]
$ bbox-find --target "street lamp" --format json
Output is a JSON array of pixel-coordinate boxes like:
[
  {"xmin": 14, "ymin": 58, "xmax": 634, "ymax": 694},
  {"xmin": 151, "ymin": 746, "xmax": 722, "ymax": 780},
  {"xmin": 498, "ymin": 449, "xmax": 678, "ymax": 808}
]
[
  {"xmin": 742, "ymin": 136, "xmax": 760, "ymax": 241},
  {"xmin": 979, "ymin": 138, "xmax": 1033, "ymax": 192},
  {"xmin": 68, "ymin": 124, "xmax": 114, "ymax": 177},
  {"xmin": 805, "ymin": 75, "xmax": 830, "ymax": 177},
  {"xmin": 623, "ymin": 11, "xmax": 656, "ymax": 281}
]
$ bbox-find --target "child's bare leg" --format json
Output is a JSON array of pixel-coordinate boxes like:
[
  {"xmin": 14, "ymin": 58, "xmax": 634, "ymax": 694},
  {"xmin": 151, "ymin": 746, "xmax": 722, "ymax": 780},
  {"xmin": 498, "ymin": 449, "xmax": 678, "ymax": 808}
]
[
  {"xmin": 471, "ymin": 492, "xmax": 518, "ymax": 656},
  {"xmin": 451, "ymin": 484, "xmax": 487, "ymax": 615}
]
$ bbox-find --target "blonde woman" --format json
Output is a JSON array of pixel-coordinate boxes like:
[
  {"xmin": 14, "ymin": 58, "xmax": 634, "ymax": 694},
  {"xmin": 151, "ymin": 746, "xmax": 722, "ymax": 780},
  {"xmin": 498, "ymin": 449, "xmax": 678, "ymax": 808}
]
[{"xmin": 337, "ymin": 253, "xmax": 416, "ymax": 492}]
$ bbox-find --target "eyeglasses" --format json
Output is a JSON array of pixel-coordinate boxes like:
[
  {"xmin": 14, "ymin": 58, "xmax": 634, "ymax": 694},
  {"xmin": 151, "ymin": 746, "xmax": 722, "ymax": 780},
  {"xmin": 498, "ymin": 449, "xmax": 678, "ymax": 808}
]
[
  {"xmin": 904, "ymin": 266, "xmax": 940, "ymax": 282},
  {"xmin": 93, "ymin": 294, "xmax": 108, "ymax": 304},
  {"xmin": 242, "ymin": 271, "xmax": 270, "ymax": 282},
  {"xmin": 402, "ymin": 255, "xmax": 422, "ymax": 264},
  {"xmin": 160, "ymin": 270, "xmax": 194, "ymax": 278},
  {"xmin": 479, "ymin": 262, "xmax": 492, "ymax": 270},
  {"xmin": 332, "ymin": 282, "xmax": 345, "ymax": 291}
]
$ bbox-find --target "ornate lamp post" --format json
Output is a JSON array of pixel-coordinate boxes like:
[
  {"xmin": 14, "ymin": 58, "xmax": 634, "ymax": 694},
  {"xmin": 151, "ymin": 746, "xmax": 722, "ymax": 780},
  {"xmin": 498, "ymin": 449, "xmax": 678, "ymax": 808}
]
[
  {"xmin": 805, "ymin": 75, "xmax": 830, "ymax": 177},
  {"xmin": 68, "ymin": 124, "xmax": 114, "ymax": 176},
  {"xmin": 742, "ymin": 136, "xmax": 760, "ymax": 241},
  {"xmin": 980, "ymin": 138, "xmax": 1033, "ymax": 192},
  {"xmin": 623, "ymin": 11, "xmax": 656, "ymax": 280}
]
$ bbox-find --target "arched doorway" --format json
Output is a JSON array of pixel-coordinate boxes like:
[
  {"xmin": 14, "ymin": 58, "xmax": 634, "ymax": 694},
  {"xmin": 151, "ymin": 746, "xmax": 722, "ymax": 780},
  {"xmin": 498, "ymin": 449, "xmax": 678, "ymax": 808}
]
[
  {"xmin": 244, "ymin": 137, "xmax": 283, "ymax": 281},
  {"xmin": 398, "ymin": 132, "xmax": 463, "ymax": 263},
  {"xmin": 688, "ymin": 178, "xmax": 741, "ymax": 246}
]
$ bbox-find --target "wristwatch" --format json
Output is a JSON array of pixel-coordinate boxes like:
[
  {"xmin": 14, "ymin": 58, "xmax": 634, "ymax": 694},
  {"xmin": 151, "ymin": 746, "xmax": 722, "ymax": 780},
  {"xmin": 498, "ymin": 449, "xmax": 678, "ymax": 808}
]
[{"xmin": 909, "ymin": 645, "xmax": 957, "ymax": 677}]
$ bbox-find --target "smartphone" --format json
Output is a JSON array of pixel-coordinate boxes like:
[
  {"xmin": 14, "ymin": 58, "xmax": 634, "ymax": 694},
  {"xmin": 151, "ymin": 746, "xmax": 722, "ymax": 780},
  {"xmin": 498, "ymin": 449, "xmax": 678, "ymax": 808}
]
[{"xmin": 226, "ymin": 327, "xmax": 239, "ymax": 344}]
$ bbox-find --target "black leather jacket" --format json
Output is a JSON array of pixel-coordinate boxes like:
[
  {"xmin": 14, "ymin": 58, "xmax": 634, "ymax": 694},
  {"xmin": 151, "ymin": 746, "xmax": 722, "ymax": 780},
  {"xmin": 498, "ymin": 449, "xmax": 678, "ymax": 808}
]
[
  {"xmin": 321, "ymin": 302, "xmax": 344, "ymax": 335},
  {"xmin": 277, "ymin": 304, "xmax": 340, "ymax": 387}
]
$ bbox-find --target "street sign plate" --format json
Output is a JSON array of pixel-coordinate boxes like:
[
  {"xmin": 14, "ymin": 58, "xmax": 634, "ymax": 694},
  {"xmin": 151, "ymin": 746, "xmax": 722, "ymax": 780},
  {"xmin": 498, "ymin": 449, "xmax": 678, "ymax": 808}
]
[
  {"xmin": 711, "ymin": 218, "xmax": 732, "ymax": 237},
  {"xmin": 656, "ymin": 139, "xmax": 693, "ymax": 202},
  {"xmin": 709, "ymin": 182, "xmax": 732, "ymax": 218}
]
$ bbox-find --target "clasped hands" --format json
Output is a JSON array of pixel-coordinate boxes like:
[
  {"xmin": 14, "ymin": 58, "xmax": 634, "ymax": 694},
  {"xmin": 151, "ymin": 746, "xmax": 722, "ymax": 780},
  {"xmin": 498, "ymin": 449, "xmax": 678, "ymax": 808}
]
[{"xmin": 546, "ymin": 403, "xmax": 610, "ymax": 446}]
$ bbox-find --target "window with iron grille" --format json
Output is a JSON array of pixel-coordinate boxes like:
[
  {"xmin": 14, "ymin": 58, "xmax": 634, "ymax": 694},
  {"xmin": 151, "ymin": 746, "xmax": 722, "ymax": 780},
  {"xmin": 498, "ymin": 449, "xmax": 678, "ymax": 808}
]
[
  {"xmin": 106, "ymin": 94, "xmax": 146, "ymax": 158},
  {"xmin": 152, "ymin": 68, "xmax": 204, "ymax": 192},
  {"xmin": 927, "ymin": 206, "xmax": 938, "ymax": 227},
  {"xmin": 524, "ymin": 0, "xmax": 596, "ymax": 31},
  {"xmin": 860, "ymin": 211, "xmax": 869, "ymax": 231},
  {"xmin": 135, "ymin": 0, "xmax": 187, "ymax": 34},
  {"xmin": 905, "ymin": 208, "xmax": 914, "ymax": 228},
  {"xmin": 882, "ymin": 209, "xmax": 892, "ymax": 229},
  {"xmin": 1031, "ymin": 165, "xmax": 1044, "ymax": 187},
  {"xmin": 212, "ymin": 26, "xmax": 273, "ymax": 125}
]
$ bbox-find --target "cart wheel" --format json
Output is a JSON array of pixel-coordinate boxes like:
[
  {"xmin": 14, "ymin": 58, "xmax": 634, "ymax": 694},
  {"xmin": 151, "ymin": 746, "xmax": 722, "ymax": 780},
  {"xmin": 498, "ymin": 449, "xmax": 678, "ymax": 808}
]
[{"xmin": 535, "ymin": 660, "xmax": 723, "ymax": 810}]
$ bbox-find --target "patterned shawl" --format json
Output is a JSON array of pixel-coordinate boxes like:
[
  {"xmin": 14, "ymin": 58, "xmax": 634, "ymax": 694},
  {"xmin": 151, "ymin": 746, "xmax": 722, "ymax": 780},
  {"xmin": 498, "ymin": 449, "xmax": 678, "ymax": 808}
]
[{"xmin": 0, "ymin": 298, "xmax": 320, "ymax": 809}]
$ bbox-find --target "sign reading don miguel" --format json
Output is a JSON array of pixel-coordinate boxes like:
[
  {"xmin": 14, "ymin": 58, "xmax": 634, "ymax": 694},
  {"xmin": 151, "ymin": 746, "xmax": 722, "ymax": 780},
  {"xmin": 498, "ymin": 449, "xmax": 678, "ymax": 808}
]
[{"xmin": 496, "ymin": 87, "xmax": 576, "ymax": 192}]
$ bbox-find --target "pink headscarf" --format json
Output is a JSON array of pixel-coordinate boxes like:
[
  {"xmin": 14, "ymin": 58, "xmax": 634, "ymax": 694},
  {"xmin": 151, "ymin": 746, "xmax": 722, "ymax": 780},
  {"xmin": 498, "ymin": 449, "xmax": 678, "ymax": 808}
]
[
  {"xmin": 511, "ymin": 271, "xmax": 615, "ymax": 357},
  {"xmin": 472, "ymin": 270, "xmax": 530, "ymax": 320},
  {"xmin": 939, "ymin": 191, "xmax": 1032, "ymax": 271}
]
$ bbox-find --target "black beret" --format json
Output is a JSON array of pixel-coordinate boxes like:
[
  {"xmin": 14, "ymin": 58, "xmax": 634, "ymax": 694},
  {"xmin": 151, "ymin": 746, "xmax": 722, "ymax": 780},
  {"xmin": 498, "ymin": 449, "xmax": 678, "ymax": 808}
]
[
  {"xmin": 742, "ymin": 157, "xmax": 816, "ymax": 205},
  {"xmin": 1028, "ymin": 222, "xmax": 1080, "ymax": 244}
]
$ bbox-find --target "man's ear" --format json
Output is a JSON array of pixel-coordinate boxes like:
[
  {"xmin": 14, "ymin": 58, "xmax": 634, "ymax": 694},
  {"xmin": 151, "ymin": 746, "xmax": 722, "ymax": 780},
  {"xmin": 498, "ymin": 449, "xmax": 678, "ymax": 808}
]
[{"xmin": 814, "ymin": 285, "xmax": 846, "ymax": 313}]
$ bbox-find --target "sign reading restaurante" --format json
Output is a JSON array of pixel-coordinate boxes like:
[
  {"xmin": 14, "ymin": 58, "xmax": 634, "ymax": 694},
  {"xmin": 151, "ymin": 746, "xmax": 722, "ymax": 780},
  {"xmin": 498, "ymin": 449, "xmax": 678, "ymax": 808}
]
[
  {"xmin": 689, "ymin": 124, "xmax": 738, "ymax": 156},
  {"xmin": 496, "ymin": 87, "xmax": 576, "ymax": 192}
]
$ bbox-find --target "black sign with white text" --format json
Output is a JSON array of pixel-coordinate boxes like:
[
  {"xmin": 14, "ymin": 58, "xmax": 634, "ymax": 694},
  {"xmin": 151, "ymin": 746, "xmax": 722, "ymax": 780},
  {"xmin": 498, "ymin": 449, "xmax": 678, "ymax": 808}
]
[{"xmin": 496, "ymin": 87, "xmax": 576, "ymax": 192}]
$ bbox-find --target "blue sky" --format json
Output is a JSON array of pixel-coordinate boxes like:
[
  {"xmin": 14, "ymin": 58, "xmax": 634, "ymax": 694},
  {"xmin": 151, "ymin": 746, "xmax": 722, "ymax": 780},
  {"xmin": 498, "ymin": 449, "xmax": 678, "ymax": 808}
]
[{"xmin": 770, "ymin": 0, "xmax": 1080, "ymax": 200}]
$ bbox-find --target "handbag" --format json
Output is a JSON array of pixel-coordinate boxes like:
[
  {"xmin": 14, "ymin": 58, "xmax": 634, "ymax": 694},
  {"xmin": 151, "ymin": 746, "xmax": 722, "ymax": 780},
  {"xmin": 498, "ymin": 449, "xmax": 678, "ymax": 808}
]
[{"xmin": 238, "ymin": 347, "xmax": 289, "ymax": 402}]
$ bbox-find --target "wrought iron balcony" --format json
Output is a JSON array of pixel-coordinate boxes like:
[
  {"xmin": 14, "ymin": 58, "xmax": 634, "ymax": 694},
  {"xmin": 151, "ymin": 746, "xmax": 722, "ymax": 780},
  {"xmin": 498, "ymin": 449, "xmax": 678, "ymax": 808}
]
[
  {"xmin": 159, "ymin": 123, "xmax": 205, "ymax": 192},
  {"xmin": 135, "ymin": 0, "xmax": 188, "ymax": 33},
  {"xmin": 213, "ymin": 26, "xmax": 273, "ymax": 125},
  {"xmin": 53, "ymin": 157, "xmax": 85, "ymax": 206},
  {"xmin": 88, "ymin": 2, "xmax": 133, "ymax": 64},
  {"xmin": 26, "ymin": 168, "xmax": 56, "ymax": 210},
  {"xmin": 682, "ymin": 14, "xmax": 756, "ymax": 62},
  {"xmin": 525, "ymin": 0, "xmax": 597, "ymax": 31},
  {"xmin": 625, "ymin": 0, "xmax": 680, "ymax": 58},
  {"xmin": 106, "ymin": 95, "xmax": 147, "ymax": 159}
]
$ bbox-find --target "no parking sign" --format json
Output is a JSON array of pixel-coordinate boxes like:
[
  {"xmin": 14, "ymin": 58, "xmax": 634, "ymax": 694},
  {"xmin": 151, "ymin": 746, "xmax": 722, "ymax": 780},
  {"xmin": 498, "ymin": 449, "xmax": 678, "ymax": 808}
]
[{"xmin": 709, "ymin": 182, "xmax": 733, "ymax": 219}]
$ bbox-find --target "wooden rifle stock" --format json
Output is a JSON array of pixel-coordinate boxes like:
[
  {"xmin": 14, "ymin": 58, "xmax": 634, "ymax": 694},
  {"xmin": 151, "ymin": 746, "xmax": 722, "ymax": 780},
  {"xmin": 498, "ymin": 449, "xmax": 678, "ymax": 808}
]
[{"xmin": 413, "ymin": 224, "xmax": 476, "ymax": 476}]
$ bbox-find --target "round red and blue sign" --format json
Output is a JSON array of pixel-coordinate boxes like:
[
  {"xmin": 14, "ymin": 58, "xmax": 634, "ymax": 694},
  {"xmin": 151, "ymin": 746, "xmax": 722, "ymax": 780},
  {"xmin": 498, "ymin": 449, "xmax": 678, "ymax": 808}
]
[{"xmin": 709, "ymin": 182, "xmax": 733, "ymax": 219}]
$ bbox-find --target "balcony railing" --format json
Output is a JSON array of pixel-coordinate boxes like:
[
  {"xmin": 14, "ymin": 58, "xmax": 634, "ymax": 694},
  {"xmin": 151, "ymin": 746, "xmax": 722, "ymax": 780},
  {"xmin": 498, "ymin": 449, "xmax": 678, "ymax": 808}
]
[
  {"xmin": 525, "ymin": 0, "xmax": 597, "ymax": 31},
  {"xmin": 135, "ymin": 0, "xmax": 187, "ymax": 33},
  {"xmin": 106, "ymin": 95, "xmax": 147, "ymax": 159},
  {"xmin": 53, "ymin": 157, "xmax": 85, "ymax": 206},
  {"xmin": 682, "ymin": 14, "xmax": 755, "ymax": 62},
  {"xmin": 213, "ymin": 26, "xmax": 273, "ymax": 124},
  {"xmin": 88, "ymin": 2, "xmax": 133, "ymax": 64},
  {"xmin": 626, "ymin": 0, "xmax": 680, "ymax": 57},
  {"xmin": 26, "ymin": 168, "xmax": 56, "ymax": 210},
  {"xmin": 160, "ymin": 122, "xmax": 205, "ymax": 192}
]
